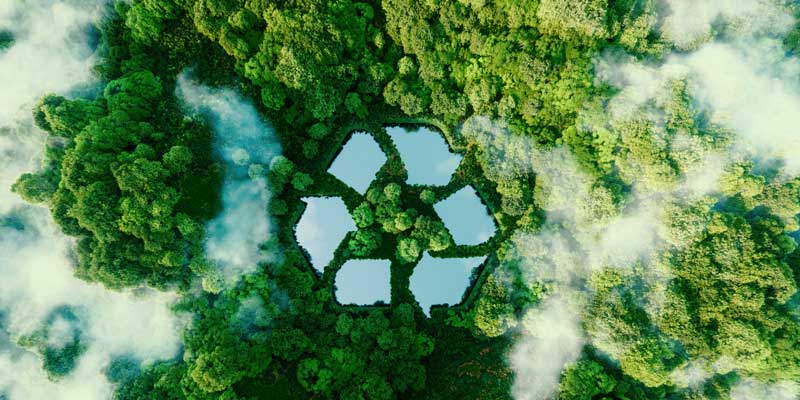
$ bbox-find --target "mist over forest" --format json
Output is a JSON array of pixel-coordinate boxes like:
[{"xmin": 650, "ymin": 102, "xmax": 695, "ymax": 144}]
[{"xmin": 2, "ymin": 0, "xmax": 800, "ymax": 399}]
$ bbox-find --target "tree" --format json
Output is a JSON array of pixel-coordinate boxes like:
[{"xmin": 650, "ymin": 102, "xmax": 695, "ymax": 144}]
[
  {"xmin": 352, "ymin": 202, "xmax": 375, "ymax": 228},
  {"xmin": 291, "ymin": 172, "xmax": 314, "ymax": 191},
  {"xmin": 0, "ymin": 30, "xmax": 13, "ymax": 50},
  {"xmin": 13, "ymin": 171, "xmax": 58, "ymax": 203},
  {"xmin": 162, "ymin": 145, "xmax": 192, "ymax": 174},
  {"xmin": 349, "ymin": 230, "xmax": 382, "ymax": 257},
  {"xmin": 397, "ymin": 237, "xmax": 421, "ymax": 263},
  {"xmin": 536, "ymin": 0, "xmax": 609, "ymax": 41},
  {"xmin": 559, "ymin": 360, "xmax": 616, "ymax": 400}
]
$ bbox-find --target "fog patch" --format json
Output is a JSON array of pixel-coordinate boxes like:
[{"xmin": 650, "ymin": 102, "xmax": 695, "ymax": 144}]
[
  {"xmin": 509, "ymin": 296, "xmax": 585, "ymax": 400},
  {"xmin": 233, "ymin": 295, "xmax": 275, "ymax": 334},
  {"xmin": 463, "ymin": 107, "xmax": 722, "ymax": 396},
  {"xmin": 0, "ymin": 0, "xmax": 104, "ymax": 213},
  {"xmin": 599, "ymin": 8, "xmax": 800, "ymax": 177},
  {"xmin": 0, "ymin": 0, "xmax": 104, "ymax": 126},
  {"xmin": 176, "ymin": 74, "xmax": 281, "ymax": 288},
  {"xmin": 0, "ymin": 209, "xmax": 183, "ymax": 399},
  {"xmin": 487, "ymin": 0, "xmax": 800, "ymax": 395},
  {"xmin": 682, "ymin": 41, "xmax": 800, "ymax": 175},
  {"xmin": 659, "ymin": 0, "xmax": 792, "ymax": 50},
  {"xmin": 731, "ymin": 378, "xmax": 800, "ymax": 400}
]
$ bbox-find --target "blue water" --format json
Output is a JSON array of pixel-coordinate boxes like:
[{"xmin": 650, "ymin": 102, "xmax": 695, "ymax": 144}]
[
  {"xmin": 328, "ymin": 132, "xmax": 386, "ymax": 194},
  {"xmin": 295, "ymin": 197, "xmax": 356, "ymax": 272},
  {"xmin": 387, "ymin": 126, "xmax": 461, "ymax": 186},
  {"xmin": 434, "ymin": 186, "xmax": 495, "ymax": 245},
  {"xmin": 335, "ymin": 259, "xmax": 392, "ymax": 305},
  {"xmin": 410, "ymin": 254, "xmax": 486, "ymax": 316}
]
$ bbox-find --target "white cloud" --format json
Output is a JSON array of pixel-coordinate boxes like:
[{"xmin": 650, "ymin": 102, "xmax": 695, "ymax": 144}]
[
  {"xmin": 509, "ymin": 296, "xmax": 585, "ymax": 400},
  {"xmin": 176, "ymin": 74, "xmax": 281, "ymax": 287},
  {"xmin": 731, "ymin": 378, "xmax": 800, "ymax": 400},
  {"xmin": 660, "ymin": 0, "xmax": 793, "ymax": 49},
  {"xmin": 0, "ymin": 0, "xmax": 104, "ymax": 213},
  {"xmin": 682, "ymin": 41, "xmax": 800, "ymax": 175},
  {"xmin": 0, "ymin": 0, "xmax": 104, "ymax": 126},
  {"xmin": 0, "ymin": 207, "xmax": 183, "ymax": 400}
]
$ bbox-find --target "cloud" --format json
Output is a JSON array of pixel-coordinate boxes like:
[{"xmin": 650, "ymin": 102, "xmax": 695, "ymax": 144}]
[
  {"xmin": 0, "ymin": 196, "xmax": 183, "ymax": 400},
  {"xmin": 601, "ymin": 2, "xmax": 800, "ymax": 176},
  {"xmin": 0, "ymin": 0, "xmax": 105, "ymax": 214},
  {"xmin": 659, "ymin": 0, "xmax": 793, "ymax": 50},
  {"xmin": 176, "ymin": 74, "xmax": 281, "ymax": 288},
  {"xmin": 0, "ymin": 0, "xmax": 104, "ymax": 126},
  {"xmin": 681, "ymin": 40, "xmax": 800, "ymax": 175},
  {"xmin": 0, "ymin": 2, "xmax": 184, "ymax": 399},
  {"xmin": 509, "ymin": 296, "xmax": 585, "ymax": 400},
  {"xmin": 730, "ymin": 378, "xmax": 800, "ymax": 400}
]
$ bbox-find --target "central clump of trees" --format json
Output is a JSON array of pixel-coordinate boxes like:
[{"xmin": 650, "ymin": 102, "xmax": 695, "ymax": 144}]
[
  {"xmin": 11, "ymin": 0, "xmax": 800, "ymax": 399},
  {"xmin": 349, "ymin": 180, "xmax": 453, "ymax": 263}
]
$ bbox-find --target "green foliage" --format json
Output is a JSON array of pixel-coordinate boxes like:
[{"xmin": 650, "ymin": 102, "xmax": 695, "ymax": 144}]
[
  {"xmin": 558, "ymin": 360, "xmax": 616, "ymax": 400},
  {"xmin": 0, "ymin": 30, "xmax": 13, "ymax": 50},
  {"xmin": 348, "ymin": 229, "xmax": 383, "ymax": 257},
  {"xmin": 17, "ymin": 12, "xmax": 224, "ymax": 289},
  {"xmin": 419, "ymin": 189, "xmax": 435, "ymax": 205},
  {"xmin": 309, "ymin": 123, "xmax": 330, "ymax": 140},
  {"xmin": 536, "ymin": 0, "xmax": 608, "ymax": 41},
  {"xmin": 352, "ymin": 202, "xmax": 375, "ymax": 228},
  {"xmin": 13, "ymin": 171, "xmax": 59, "ymax": 204},
  {"xmin": 291, "ymin": 172, "xmax": 314, "ymax": 191}
]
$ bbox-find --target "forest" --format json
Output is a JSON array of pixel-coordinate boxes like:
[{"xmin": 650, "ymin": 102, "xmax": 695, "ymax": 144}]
[{"xmin": 3, "ymin": 0, "xmax": 800, "ymax": 399}]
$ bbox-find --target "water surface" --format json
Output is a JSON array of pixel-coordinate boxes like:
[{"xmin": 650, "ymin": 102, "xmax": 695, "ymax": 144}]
[
  {"xmin": 434, "ymin": 186, "xmax": 495, "ymax": 245},
  {"xmin": 335, "ymin": 259, "xmax": 392, "ymax": 305},
  {"xmin": 327, "ymin": 132, "xmax": 386, "ymax": 193},
  {"xmin": 295, "ymin": 197, "xmax": 355, "ymax": 272},
  {"xmin": 387, "ymin": 126, "xmax": 461, "ymax": 186},
  {"xmin": 410, "ymin": 254, "xmax": 486, "ymax": 316}
]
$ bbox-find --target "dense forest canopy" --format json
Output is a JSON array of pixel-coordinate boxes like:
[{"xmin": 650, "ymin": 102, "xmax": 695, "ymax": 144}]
[{"xmin": 2, "ymin": 0, "xmax": 800, "ymax": 399}]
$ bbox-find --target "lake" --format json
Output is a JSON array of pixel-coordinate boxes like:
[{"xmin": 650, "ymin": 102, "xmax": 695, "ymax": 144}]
[
  {"xmin": 410, "ymin": 254, "xmax": 486, "ymax": 316},
  {"xmin": 386, "ymin": 125, "xmax": 461, "ymax": 186},
  {"xmin": 335, "ymin": 259, "xmax": 392, "ymax": 305},
  {"xmin": 295, "ymin": 197, "xmax": 355, "ymax": 272},
  {"xmin": 327, "ymin": 131, "xmax": 386, "ymax": 194},
  {"xmin": 434, "ymin": 186, "xmax": 495, "ymax": 245}
]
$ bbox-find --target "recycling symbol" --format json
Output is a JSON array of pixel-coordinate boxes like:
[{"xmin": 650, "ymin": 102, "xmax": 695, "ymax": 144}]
[{"xmin": 293, "ymin": 125, "xmax": 498, "ymax": 316}]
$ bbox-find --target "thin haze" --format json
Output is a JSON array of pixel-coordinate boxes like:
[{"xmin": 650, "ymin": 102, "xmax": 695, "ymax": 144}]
[{"xmin": 0, "ymin": 1, "xmax": 183, "ymax": 399}]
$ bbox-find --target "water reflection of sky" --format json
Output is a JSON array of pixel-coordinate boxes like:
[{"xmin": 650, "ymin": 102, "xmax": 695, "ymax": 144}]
[
  {"xmin": 295, "ymin": 197, "xmax": 355, "ymax": 272},
  {"xmin": 434, "ymin": 186, "xmax": 496, "ymax": 245},
  {"xmin": 387, "ymin": 126, "xmax": 461, "ymax": 186},
  {"xmin": 327, "ymin": 132, "xmax": 386, "ymax": 194},
  {"xmin": 410, "ymin": 254, "xmax": 486, "ymax": 316},
  {"xmin": 315, "ymin": 127, "xmax": 495, "ymax": 312},
  {"xmin": 335, "ymin": 259, "xmax": 391, "ymax": 305}
]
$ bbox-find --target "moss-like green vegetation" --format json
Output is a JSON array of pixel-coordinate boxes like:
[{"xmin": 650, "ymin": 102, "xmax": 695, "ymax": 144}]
[{"xmin": 13, "ymin": 0, "xmax": 800, "ymax": 399}]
